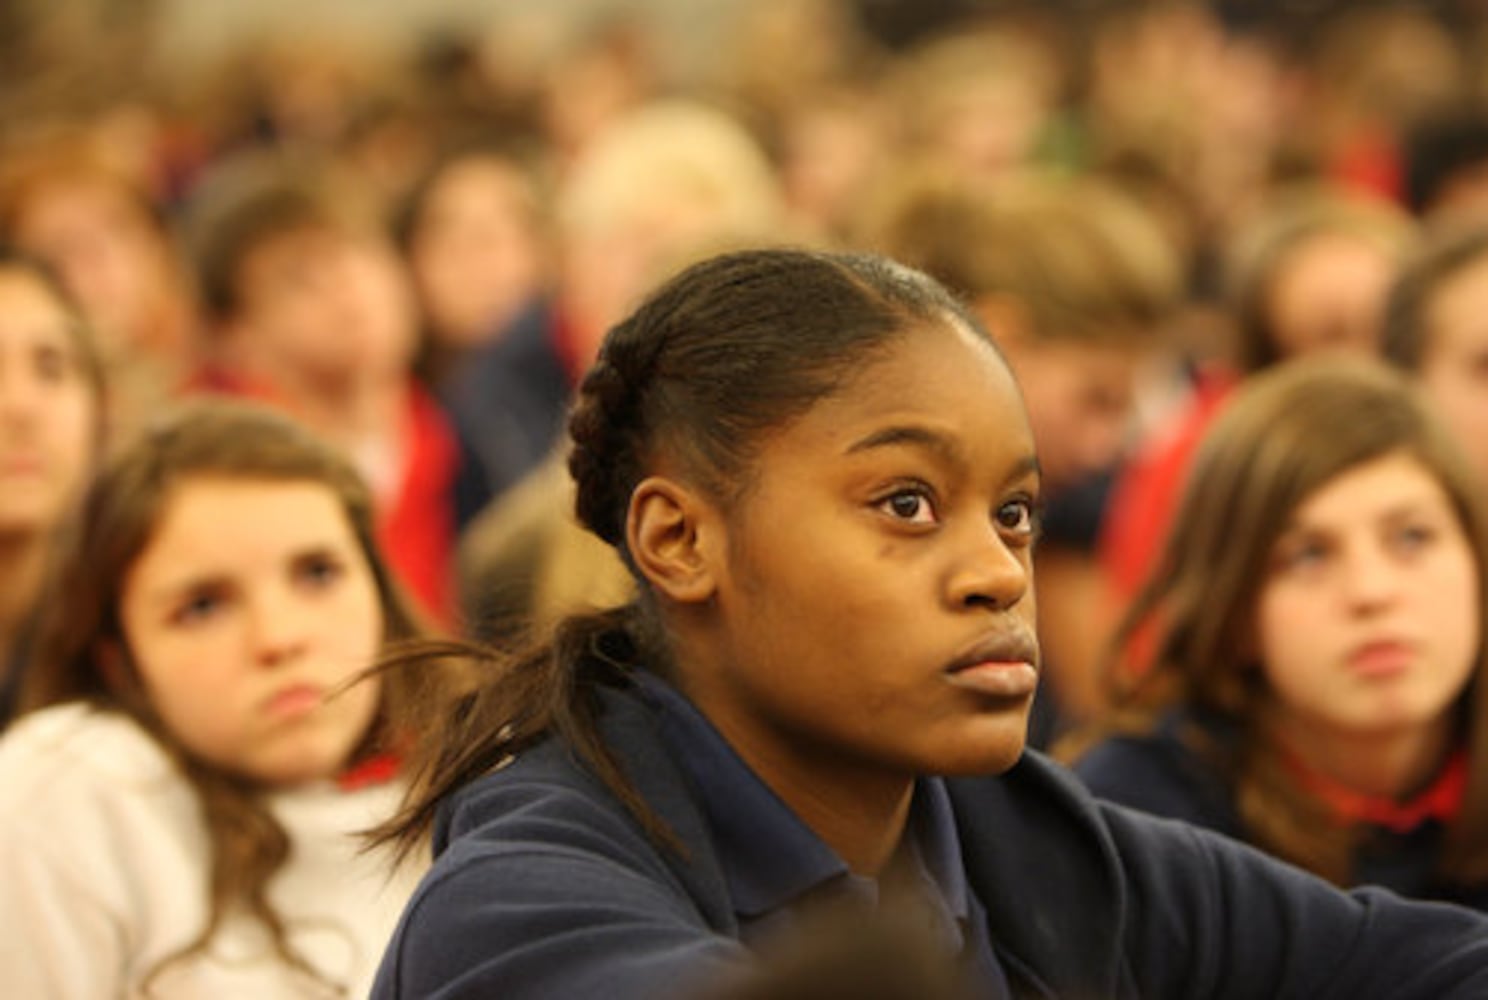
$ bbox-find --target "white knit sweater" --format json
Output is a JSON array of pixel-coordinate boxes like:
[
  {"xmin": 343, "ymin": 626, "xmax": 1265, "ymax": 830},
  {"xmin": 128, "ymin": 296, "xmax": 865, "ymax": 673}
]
[{"xmin": 0, "ymin": 704, "xmax": 425, "ymax": 998}]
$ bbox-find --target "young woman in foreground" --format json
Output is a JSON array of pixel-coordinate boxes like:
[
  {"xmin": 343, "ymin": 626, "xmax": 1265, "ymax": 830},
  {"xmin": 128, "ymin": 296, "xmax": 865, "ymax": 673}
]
[{"xmin": 371, "ymin": 248, "xmax": 1488, "ymax": 999}]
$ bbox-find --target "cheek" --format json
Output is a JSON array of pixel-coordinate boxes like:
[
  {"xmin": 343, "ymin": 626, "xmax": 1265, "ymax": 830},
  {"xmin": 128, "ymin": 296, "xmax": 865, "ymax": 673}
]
[
  {"xmin": 328, "ymin": 581, "xmax": 387, "ymax": 676},
  {"xmin": 1254, "ymin": 584, "xmax": 1317, "ymax": 685},
  {"xmin": 1429, "ymin": 547, "xmax": 1482, "ymax": 665},
  {"xmin": 129, "ymin": 635, "xmax": 243, "ymax": 752}
]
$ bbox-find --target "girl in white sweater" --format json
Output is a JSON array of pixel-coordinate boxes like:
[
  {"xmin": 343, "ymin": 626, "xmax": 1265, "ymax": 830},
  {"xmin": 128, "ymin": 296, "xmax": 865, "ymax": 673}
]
[{"xmin": 0, "ymin": 399, "xmax": 445, "ymax": 998}]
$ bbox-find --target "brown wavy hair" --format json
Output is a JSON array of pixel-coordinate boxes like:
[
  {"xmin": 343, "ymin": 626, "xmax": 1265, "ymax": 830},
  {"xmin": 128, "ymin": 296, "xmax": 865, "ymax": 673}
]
[{"xmin": 19, "ymin": 398, "xmax": 438, "ymax": 994}]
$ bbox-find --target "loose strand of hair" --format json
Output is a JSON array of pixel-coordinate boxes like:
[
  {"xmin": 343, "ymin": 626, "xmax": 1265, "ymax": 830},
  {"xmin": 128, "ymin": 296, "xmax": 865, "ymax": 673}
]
[{"xmin": 365, "ymin": 606, "xmax": 682, "ymax": 865}]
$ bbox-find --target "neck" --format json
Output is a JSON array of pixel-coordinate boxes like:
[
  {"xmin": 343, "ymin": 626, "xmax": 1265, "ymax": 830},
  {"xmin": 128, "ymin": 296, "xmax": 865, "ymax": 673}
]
[
  {"xmin": 253, "ymin": 359, "xmax": 408, "ymax": 447},
  {"xmin": 746, "ymin": 737, "xmax": 915, "ymax": 876},
  {"xmin": 0, "ymin": 530, "xmax": 50, "ymax": 667},
  {"xmin": 1264, "ymin": 704, "xmax": 1457, "ymax": 800},
  {"xmin": 675, "ymin": 674, "xmax": 913, "ymax": 875}
]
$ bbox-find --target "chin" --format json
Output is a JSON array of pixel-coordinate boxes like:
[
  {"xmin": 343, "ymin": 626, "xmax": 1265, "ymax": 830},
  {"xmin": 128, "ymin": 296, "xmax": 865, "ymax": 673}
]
[
  {"xmin": 248, "ymin": 736, "xmax": 356, "ymax": 788},
  {"xmin": 925, "ymin": 732, "xmax": 1028, "ymax": 777}
]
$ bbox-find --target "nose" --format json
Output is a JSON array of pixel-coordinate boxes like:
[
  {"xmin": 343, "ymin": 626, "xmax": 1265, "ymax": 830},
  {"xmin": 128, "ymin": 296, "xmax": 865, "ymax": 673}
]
[
  {"xmin": 1340, "ymin": 539, "xmax": 1401, "ymax": 612},
  {"xmin": 947, "ymin": 522, "xmax": 1031, "ymax": 612},
  {"xmin": 247, "ymin": 587, "xmax": 312, "ymax": 668}
]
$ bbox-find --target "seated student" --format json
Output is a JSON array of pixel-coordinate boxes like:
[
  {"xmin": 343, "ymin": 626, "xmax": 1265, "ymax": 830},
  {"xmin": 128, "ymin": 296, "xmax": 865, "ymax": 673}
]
[
  {"xmin": 393, "ymin": 135, "xmax": 554, "ymax": 392},
  {"xmin": 1382, "ymin": 223, "xmax": 1488, "ymax": 487},
  {"xmin": 1095, "ymin": 182, "xmax": 1418, "ymax": 677},
  {"xmin": 0, "ymin": 249, "xmax": 104, "ymax": 730},
  {"xmin": 0, "ymin": 130, "xmax": 198, "ymax": 443},
  {"xmin": 369, "ymin": 248, "xmax": 1488, "ymax": 1000},
  {"xmin": 1067, "ymin": 357, "xmax": 1488, "ymax": 906},
  {"xmin": 0, "ymin": 401, "xmax": 439, "ymax": 997},
  {"xmin": 181, "ymin": 150, "xmax": 488, "ymax": 628}
]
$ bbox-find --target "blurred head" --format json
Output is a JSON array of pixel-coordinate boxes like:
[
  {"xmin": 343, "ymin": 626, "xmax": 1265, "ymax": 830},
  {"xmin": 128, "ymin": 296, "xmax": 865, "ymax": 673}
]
[
  {"xmin": 185, "ymin": 152, "xmax": 417, "ymax": 387},
  {"xmin": 27, "ymin": 400, "xmax": 426, "ymax": 785},
  {"xmin": 1132, "ymin": 357, "xmax": 1485, "ymax": 748},
  {"xmin": 554, "ymin": 99, "xmax": 787, "ymax": 367},
  {"xmin": 0, "ymin": 248, "xmax": 105, "ymax": 540},
  {"xmin": 1403, "ymin": 107, "xmax": 1488, "ymax": 224},
  {"xmin": 0, "ymin": 134, "xmax": 183, "ymax": 357},
  {"xmin": 1227, "ymin": 185, "xmax": 1417, "ymax": 372},
  {"xmin": 396, "ymin": 139, "xmax": 552, "ymax": 350},
  {"xmin": 568, "ymin": 247, "xmax": 1041, "ymax": 789},
  {"xmin": 858, "ymin": 166, "xmax": 1181, "ymax": 492},
  {"xmin": 887, "ymin": 25, "xmax": 1061, "ymax": 178},
  {"xmin": 1382, "ymin": 224, "xmax": 1488, "ymax": 485}
]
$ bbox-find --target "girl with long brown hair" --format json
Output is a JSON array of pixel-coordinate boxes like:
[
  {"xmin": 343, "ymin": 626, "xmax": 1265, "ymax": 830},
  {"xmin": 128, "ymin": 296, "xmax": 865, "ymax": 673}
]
[
  {"xmin": 0, "ymin": 399, "xmax": 439, "ymax": 997},
  {"xmin": 1070, "ymin": 356, "xmax": 1488, "ymax": 904}
]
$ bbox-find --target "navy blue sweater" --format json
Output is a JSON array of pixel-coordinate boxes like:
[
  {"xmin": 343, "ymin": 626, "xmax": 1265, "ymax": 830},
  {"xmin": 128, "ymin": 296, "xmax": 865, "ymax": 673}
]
[
  {"xmin": 1075, "ymin": 714, "xmax": 1488, "ymax": 910},
  {"xmin": 372, "ymin": 681, "xmax": 1488, "ymax": 999}
]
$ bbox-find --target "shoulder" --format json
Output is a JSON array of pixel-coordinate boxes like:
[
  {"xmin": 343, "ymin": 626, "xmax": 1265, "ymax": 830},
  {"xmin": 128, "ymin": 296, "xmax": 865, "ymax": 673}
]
[
  {"xmin": 1070, "ymin": 723, "xmax": 1242, "ymax": 836},
  {"xmin": 377, "ymin": 694, "xmax": 743, "ymax": 999},
  {"xmin": 0, "ymin": 704, "xmax": 176, "ymax": 804},
  {"xmin": 0, "ymin": 704, "xmax": 199, "ymax": 852},
  {"xmin": 955, "ymin": 753, "xmax": 1488, "ymax": 999}
]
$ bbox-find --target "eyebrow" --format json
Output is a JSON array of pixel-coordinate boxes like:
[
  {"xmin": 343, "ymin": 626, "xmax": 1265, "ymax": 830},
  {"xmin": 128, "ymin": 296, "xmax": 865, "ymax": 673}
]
[
  {"xmin": 844, "ymin": 424, "xmax": 1041, "ymax": 484},
  {"xmin": 1284, "ymin": 493, "xmax": 1454, "ymax": 533}
]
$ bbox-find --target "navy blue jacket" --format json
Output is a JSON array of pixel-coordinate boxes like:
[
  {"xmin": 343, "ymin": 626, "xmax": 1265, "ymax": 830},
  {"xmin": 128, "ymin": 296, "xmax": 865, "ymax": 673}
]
[
  {"xmin": 372, "ymin": 683, "xmax": 1488, "ymax": 999},
  {"xmin": 1075, "ymin": 715, "xmax": 1488, "ymax": 910}
]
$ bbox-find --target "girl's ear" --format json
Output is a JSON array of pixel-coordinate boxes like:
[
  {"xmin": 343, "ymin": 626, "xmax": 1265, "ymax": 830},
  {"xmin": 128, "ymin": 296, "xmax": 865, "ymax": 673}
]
[{"xmin": 626, "ymin": 475, "xmax": 719, "ymax": 605}]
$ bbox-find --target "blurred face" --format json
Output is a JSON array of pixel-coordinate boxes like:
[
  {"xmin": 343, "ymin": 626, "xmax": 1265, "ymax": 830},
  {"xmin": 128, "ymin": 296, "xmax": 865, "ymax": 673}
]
[
  {"xmin": 1267, "ymin": 233, "xmax": 1397, "ymax": 361},
  {"xmin": 1001, "ymin": 339, "xmax": 1143, "ymax": 493},
  {"xmin": 119, "ymin": 476, "xmax": 384, "ymax": 785},
  {"xmin": 409, "ymin": 156, "xmax": 547, "ymax": 347},
  {"xmin": 1418, "ymin": 254, "xmax": 1488, "ymax": 484},
  {"xmin": 1256, "ymin": 452, "xmax": 1479, "ymax": 744},
  {"xmin": 931, "ymin": 76, "xmax": 1049, "ymax": 177},
  {"xmin": 687, "ymin": 321, "xmax": 1042, "ymax": 797},
  {"xmin": 230, "ymin": 226, "xmax": 417, "ymax": 386},
  {"xmin": 13, "ymin": 179, "xmax": 170, "ymax": 350},
  {"xmin": 0, "ymin": 269, "xmax": 97, "ymax": 536}
]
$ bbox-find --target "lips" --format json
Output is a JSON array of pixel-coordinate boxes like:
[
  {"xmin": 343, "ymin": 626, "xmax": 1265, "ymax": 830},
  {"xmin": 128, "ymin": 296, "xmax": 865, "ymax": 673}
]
[
  {"xmin": 1347, "ymin": 638, "xmax": 1416, "ymax": 679},
  {"xmin": 0, "ymin": 454, "xmax": 45, "ymax": 476},
  {"xmin": 263, "ymin": 683, "xmax": 326, "ymax": 720},
  {"xmin": 944, "ymin": 630, "xmax": 1041, "ymax": 699}
]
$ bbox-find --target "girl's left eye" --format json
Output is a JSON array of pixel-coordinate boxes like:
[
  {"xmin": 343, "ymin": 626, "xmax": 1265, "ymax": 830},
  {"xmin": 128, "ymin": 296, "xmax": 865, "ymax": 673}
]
[
  {"xmin": 295, "ymin": 554, "xmax": 346, "ymax": 589},
  {"xmin": 878, "ymin": 488, "xmax": 937, "ymax": 525},
  {"xmin": 996, "ymin": 497, "xmax": 1040, "ymax": 539},
  {"xmin": 1390, "ymin": 522, "xmax": 1436, "ymax": 554}
]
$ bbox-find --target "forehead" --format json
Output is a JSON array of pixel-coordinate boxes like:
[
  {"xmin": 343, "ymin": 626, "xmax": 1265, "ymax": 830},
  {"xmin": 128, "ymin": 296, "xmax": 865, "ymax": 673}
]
[
  {"xmin": 764, "ymin": 320, "xmax": 1032, "ymax": 458},
  {"xmin": 1429, "ymin": 254, "xmax": 1488, "ymax": 342},
  {"xmin": 0, "ymin": 270, "xmax": 75, "ymax": 340},
  {"xmin": 1287, "ymin": 452, "xmax": 1452, "ymax": 526},
  {"xmin": 143, "ymin": 477, "xmax": 354, "ymax": 554}
]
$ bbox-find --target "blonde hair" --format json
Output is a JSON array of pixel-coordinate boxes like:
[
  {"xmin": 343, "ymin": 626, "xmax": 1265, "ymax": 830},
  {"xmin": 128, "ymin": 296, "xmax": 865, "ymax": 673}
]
[
  {"xmin": 556, "ymin": 99, "xmax": 784, "ymax": 241},
  {"xmin": 857, "ymin": 164, "xmax": 1181, "ymax": 347}
]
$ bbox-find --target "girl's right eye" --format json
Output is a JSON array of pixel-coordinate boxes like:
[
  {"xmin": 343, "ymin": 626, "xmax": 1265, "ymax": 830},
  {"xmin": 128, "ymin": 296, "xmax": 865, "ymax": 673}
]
[
  {"xmin": 171, "ymin": 589, "xmax": 225, "ymax": 627},
  {"xmin": 876, "ymin": 487, "xmax": 938, "ymax": 525},
  {"xmin": 1272, "ymin": 536, "xmax": 1329, "ymax": 575}
]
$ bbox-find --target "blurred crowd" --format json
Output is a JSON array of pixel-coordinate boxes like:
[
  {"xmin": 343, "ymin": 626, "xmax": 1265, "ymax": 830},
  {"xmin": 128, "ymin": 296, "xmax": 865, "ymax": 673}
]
[{"xmin": 9, "ymin": 0, "xmax": 1488, "ymax": 992}]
